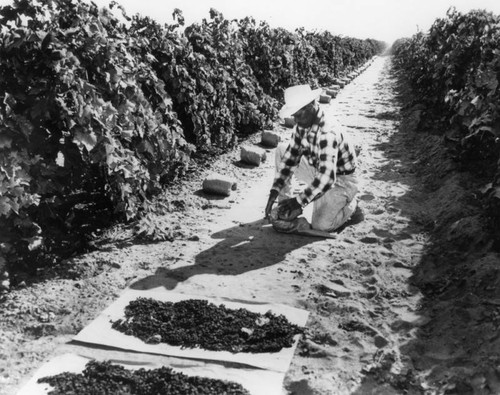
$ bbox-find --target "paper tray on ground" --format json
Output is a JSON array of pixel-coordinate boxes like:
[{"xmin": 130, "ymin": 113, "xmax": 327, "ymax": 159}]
[
  {"xmin": 73, "ymin": 288, "xmax": 309, "ymax": 373},
  {"xmin": 17, "ymin": 353, "xmax": 284, "ymax": 395}
]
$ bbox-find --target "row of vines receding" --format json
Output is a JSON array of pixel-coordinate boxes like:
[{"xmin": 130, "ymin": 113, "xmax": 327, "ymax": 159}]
[
  {"xmin": 0, "ymin": 0, "xmax": 385, "ymax": 288},
  {"xmin": 391, "ymin": 7, "xmax": 500, "ymax": 241}
]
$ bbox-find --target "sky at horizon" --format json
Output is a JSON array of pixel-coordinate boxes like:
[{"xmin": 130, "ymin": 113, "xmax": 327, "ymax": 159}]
[{"xmin": 1, "ymin": 0, "xmax": 500, "ymax": 44}]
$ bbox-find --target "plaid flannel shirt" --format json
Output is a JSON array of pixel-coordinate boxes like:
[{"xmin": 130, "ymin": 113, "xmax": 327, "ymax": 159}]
[{"xmin": 272, "ymin": 108, "xmax": 357, "ymax": 207}]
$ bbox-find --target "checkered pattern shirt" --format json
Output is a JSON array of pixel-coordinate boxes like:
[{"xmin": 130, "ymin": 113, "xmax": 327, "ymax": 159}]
[{"xmin": 272, "ymin": 108, "xmax": 357, "ymax": 207}]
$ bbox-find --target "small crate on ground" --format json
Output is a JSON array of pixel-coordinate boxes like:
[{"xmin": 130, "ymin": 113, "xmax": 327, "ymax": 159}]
[
  {"xmin": 319, "ymin": 94, "xmax": 331, "ymax": 104},
  {"xmin": 241, "ymin": 146, "xmax": 267, "ymax": 166},
  {"xmin": 325, "ymin": 89, "xmax": 338, "ymax": 98},
  {"xmin": 261, "ymin": 130, "xmax": 281, "ymax": 148},
  {"xmin": 202, "ymin": 173, "xmax": 237, "ymax": 196}
]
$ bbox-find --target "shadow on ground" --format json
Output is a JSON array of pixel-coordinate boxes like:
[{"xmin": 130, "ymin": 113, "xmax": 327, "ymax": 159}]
[{"xmin": 130, "ymin": 218, "xmax": 328, "ymax": 291}]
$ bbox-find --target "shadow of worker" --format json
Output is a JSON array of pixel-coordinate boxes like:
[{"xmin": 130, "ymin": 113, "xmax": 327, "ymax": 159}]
[{"xmin": 130, "ymin": 218, "xmax": 328, "ymax": 291}]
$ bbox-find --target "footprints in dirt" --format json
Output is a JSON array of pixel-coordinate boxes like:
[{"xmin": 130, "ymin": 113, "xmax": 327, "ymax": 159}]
[
  {"xmin": 359, "ymin": 193, "xmax": 375, "ymax": 202},
  {"xmin": 314, "ymin": 282, "xmax": 352, "ymax": 298},
  {"xmin": 302, "ymin": 268, "xmax": 420, "ymax": 367},
  {"xmin": 339, "ymin": 320, "xmax": 378, "ymax": 337},
  {"xmin": 280, "ymin": 59, "xmax": 431, "ymax": 393},
  {"xmin": 359, "ymin": 236, "xmax": 379, "ymax": 244}
]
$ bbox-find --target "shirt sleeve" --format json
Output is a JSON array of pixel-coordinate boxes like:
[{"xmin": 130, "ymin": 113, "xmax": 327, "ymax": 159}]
[
  {"xmin": 297, "ymin": 131, "xmax": 338, "ymax": 206},
  {"xmin": 271, "ymin": 128, "xmax": 303, "ymax": 192}
]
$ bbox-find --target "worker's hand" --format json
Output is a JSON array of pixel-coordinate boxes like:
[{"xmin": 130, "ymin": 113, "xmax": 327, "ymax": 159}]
[
  {"xmin": 277, "ymin": 198, "xmax": 302, "ymax": 220},
  {"xmin": 265, "ymin": 190, "xmax": 279, "ymax": 220}
]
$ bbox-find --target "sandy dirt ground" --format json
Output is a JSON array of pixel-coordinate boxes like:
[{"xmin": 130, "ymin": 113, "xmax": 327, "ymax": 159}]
[{"xmin": 2, "ymin": 56, "xmax": 500, "ymax": 395}]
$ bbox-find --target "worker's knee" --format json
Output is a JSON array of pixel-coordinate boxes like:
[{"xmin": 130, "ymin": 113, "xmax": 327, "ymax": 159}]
[{"xmin": 311, "ymin": 198, "xmax": 357, "ymax": 232}]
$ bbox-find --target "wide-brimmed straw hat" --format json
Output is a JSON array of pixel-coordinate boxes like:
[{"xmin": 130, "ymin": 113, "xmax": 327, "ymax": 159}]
[{"xmin": 279, "ymin": 84, "xmax": 322, "ymax": 119}]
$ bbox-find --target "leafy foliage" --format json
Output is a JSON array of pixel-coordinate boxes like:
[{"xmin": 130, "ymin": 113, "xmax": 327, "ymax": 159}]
[
  {"xmin": 239, "ymin": 18, "xmax": 385, "ymax": 100},
  {"xmin": 391, "ymin": 8, "xmax": 500, "ymax": 232},
  {"xmin": 129, "ymin": 9, "xmax": 277, "ymax": 153},
  {"xmin": 0, "ymin": 0, "xmax": 192, "ymax": 276}
]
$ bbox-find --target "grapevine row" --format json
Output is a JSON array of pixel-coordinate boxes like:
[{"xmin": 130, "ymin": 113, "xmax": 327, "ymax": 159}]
[{"xmin": 391, "ymin": 8, "xmax": 500, "ymax": 239}]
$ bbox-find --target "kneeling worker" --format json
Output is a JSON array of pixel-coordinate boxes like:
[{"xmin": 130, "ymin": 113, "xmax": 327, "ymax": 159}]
[{"xmin": 265, "ymin": 84, "xmax": 359, "ymax": 233}]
